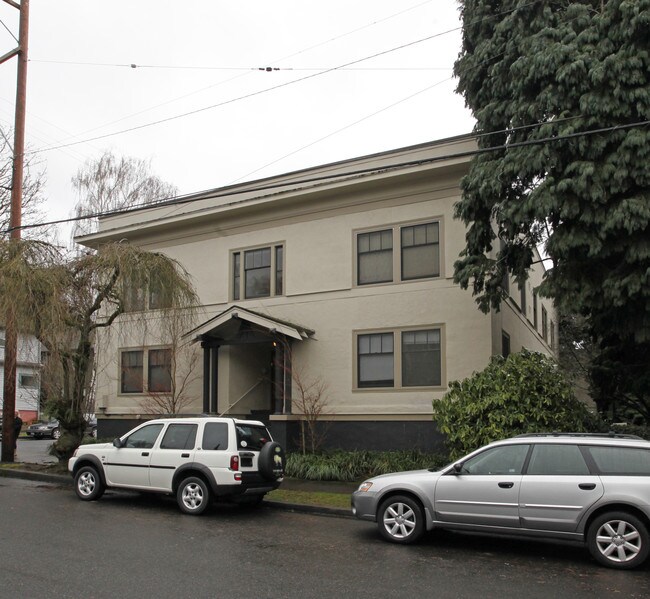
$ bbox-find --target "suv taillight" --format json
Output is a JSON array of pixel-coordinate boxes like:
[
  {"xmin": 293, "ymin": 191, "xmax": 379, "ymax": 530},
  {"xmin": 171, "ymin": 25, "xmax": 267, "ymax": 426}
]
[{"xmin": 230, "ymin": 455, "xmax": 240, "ymax": 471}]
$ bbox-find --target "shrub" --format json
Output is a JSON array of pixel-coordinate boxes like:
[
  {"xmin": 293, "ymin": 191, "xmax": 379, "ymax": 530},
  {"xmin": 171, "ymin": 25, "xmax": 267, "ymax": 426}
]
[
  {"xmin": 433, "ymin": 350, "xmax": 599, "ymax": 459},
  {"xmin": 285, "ymin": 450, "xmax": 448, "ymax": 481}
]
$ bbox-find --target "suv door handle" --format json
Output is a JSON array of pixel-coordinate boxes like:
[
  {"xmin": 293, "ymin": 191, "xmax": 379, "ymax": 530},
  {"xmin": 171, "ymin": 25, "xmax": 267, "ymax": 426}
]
[
  {"xmin": 181, "ymin": 453, "xmax": 190, "ymax": 458},
  {"xmin": 141, "ymin": 452, "xmax": 149, "ymax": 457},
  {"xmin": 579, "ymin": 483, "xmax": 596, "ymax": 490},
  {"xmin": 498, "ymin": 482, "xmax": 514, "ymax": 489}
]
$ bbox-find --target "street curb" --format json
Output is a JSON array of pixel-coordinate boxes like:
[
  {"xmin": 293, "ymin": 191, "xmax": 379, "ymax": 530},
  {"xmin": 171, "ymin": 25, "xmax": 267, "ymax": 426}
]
[
  {"xmin": 0, "ymin": 467, "xmax": 352, "ymax": 518},
  {"xmin": 0, "ymin": 467, "xmax": 70, "ymax": 486}
]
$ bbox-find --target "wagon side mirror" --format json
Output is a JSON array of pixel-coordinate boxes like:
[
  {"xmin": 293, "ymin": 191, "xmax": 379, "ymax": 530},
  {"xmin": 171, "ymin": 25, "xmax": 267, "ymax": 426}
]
[{"xmin": 113, "ymin": 438, "xmax": 124, "ymax": 448}]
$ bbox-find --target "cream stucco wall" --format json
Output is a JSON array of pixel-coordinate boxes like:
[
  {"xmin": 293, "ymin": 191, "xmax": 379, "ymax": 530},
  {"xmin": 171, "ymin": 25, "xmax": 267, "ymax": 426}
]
[{"xmin": 86, "ymin": 136, "xmax": 553, "ymax": 422}]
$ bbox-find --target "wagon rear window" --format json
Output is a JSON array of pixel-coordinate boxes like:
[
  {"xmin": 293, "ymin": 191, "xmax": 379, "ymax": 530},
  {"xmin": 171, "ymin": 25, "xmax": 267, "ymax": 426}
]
[{"xmin": 587, "ymin": 446, "xmax": 650, "ymax": 475}]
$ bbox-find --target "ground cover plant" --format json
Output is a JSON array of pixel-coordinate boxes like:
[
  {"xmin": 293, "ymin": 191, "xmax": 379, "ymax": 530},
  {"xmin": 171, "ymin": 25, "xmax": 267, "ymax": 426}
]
[{"xmin": 285, "ymin": 449, "xmax": 449, "ymax": 482}]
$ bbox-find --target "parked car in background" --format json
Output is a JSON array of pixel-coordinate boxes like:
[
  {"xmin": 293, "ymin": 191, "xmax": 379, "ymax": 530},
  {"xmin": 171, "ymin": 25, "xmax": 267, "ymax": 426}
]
[
  {"xmin": 69, "ymin": 416, "xmax": 285, "ymax": 515},
  {"xmin": 352, "ymin": 433, "xmax": 650, "ymax": 570},
  {"xmin": 84, "ymin": 414, "xmax": 97, "ymax": 438},
  {"xmin": 26, "ymin": 419, "xmax": 60, "ymax": 440}
]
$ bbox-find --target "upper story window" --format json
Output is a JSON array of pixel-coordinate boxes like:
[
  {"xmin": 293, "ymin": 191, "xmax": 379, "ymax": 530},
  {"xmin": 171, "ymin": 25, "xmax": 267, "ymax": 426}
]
[
  {"xmin": 355, "ymin": 220, "xmax": 440, "ymax": 286},
  {"xmin": 232, "ymin": 244, "xmax": 284, "ymax": 301},
  {"xmin": 542, "ymin": 306, "xmax": 548, "ymax": 342},
  {"xmin": 123, "ymin": 278, "xmax": 171, "ymax": 312}
]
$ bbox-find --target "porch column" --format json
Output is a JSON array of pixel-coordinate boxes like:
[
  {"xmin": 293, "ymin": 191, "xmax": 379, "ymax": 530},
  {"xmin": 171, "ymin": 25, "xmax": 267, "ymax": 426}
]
[
  {"xmin": 272, "ymin": 340, "xmax": 284, "ymax": 414},
  {"xmin": 202, "ymin": 342, "xmax": 210, "ymax": 414},
  {"xmin": 272, "ymin": 335, "xmax": 292, "ymax": 415},
  {"xmin": 201, "ymin": 342, "xmax": 219, "ymax": 414},
  {"xmin": 283, "ymin": 339, "xmax": 292, "ymax": 414},
  {"xmin": 210, "ymin": 345, "xmax": 219, "ymax": 414}
]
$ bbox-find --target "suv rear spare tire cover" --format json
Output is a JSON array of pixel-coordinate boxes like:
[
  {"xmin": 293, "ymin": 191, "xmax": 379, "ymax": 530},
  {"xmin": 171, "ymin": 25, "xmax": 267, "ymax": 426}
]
[{"xmin": 258, "ymin": 442, "xmax": 285, "ymax": 480}]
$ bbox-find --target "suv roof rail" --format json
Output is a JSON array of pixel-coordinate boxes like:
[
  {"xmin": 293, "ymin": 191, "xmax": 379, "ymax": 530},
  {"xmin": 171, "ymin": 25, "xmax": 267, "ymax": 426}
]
[{"xmin": 514, "ymin": 431, "xmax": 643, "ymax": 440}]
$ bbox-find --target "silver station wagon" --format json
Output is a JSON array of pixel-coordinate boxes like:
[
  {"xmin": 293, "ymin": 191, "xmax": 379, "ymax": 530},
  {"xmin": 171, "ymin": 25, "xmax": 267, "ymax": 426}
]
[{"xmin": 352, "ymin": 433, "xmax": 650, "ymax": 569}]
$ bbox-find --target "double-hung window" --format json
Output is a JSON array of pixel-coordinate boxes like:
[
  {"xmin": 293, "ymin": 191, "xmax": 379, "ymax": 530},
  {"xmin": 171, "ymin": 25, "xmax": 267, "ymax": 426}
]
[
  {"xmin": 356, "ymin": 220, "xmax": 440, "ymax": 286},
  {"xmin": 358, "ymin": 332, "xmax": 394, "ymax": 388},
  {"xmin": 120, "ymin": 348, "xmax": 172, "ymax": 394},
  {"xmin": 356, "ymin": 327, "xmax": 443, "ymax": 389},
  {"xmin": 232, "ymin": 244, "xmax": 284, "ymax": 300}
]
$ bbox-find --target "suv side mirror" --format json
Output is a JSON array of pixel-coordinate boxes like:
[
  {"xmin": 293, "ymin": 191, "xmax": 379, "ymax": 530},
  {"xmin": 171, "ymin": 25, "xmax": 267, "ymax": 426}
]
[{"xmin": 113, "ymin": 438, "xmax": 124, "ymax": 448}]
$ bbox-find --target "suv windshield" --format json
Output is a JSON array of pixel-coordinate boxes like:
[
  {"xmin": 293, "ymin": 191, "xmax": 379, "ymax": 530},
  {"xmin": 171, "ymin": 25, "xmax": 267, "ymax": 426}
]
[{"xmin": 235, "ymin": 424, "xmax": 270, "ymax": 450}]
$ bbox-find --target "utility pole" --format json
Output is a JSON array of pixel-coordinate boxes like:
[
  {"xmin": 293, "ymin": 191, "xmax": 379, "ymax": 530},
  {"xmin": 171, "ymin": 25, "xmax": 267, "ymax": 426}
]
[{"xmin": 1, "ymin": 0, "xmax": 30, "ymax": 463}]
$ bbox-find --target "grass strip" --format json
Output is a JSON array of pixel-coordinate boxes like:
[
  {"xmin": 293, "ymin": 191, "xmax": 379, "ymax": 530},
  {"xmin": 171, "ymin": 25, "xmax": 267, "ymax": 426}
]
[{"xmin": 267, "ymin": 488, "xmax": 351, "ymax": 509}]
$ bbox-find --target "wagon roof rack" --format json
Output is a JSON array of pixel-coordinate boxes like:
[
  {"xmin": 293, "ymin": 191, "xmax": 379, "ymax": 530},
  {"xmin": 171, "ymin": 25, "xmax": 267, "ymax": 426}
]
[{"xmin": 514, "ymin": 431, "xmax": 643, "ymax": 440}]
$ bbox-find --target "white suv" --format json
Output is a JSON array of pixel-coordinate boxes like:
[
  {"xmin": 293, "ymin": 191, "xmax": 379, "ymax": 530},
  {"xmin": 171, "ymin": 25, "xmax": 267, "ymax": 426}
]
[{"xmin": 68, "ymin": 417, "xmax": 284, "ymax": 515}]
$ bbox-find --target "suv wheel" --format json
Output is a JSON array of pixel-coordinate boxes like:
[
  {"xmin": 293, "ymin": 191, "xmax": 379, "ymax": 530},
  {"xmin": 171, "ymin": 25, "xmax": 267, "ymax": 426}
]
[
  {"xmin": 176, "ymin": 477, "xmax": 210, "ymax": 515},
  {"xmin": 377, "ymin": 495, "xmax": 425, "ymax": 544},
  {"xmin": 587, "ymin": 511, "xmax": 649, "ymax": 569},
  {"xmin": 74, "ymin": 466, "xmax": 105, "ymax": 501}
]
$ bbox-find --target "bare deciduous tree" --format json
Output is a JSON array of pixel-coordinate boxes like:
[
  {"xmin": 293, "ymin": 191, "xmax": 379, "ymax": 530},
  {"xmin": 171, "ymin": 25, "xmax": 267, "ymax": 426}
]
[
  {"xmin": 138, "ymin": 309, "xmax": 201, "ymax": 416},
  {"xmin": 71, "ymin": 151, "xmax": 178, "ymax": 238},
  {"xmin": 0, "ymin": 125, "xmax": 48, "ymax": 239},
  {"xmin": 290, "ymin": 362, "xmax": 330, "ymax": 454}
]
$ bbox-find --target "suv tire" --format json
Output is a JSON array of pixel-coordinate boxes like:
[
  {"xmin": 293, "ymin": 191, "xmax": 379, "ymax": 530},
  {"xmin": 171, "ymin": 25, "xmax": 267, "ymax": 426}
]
[
  {"xmin": 258, "ymin": 442, "xmax": 285, "ymax": 481},
  {"xmin": 587, "ymin": 511, "xmax": 649, "ymax": 569},
  {"xmin": 176, "ymin": 476, "xmax": 210, "ymax": 515},
  {"xmin": 377, "ymin": 495, "xmax": 425, "ymax": 544},
  {"xmin": 74, "ymin": 465, "xmax": 105, "ymax": 501}
]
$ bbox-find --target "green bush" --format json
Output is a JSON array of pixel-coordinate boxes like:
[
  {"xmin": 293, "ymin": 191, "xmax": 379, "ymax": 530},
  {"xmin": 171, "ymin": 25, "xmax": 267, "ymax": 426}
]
[
  {"xmin": 285, "ymin": 450, "xmax": 449, "ymax": 482},
  {"xmin": 433, "ymin": 350, "xmax": 599, "ymax": 459}
]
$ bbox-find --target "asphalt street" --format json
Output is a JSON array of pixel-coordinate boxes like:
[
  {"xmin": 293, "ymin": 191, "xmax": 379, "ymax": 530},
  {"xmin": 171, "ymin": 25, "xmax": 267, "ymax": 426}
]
[{"xmin": 1, "ymin": 477, "xmax": 648, "ymax": 599}]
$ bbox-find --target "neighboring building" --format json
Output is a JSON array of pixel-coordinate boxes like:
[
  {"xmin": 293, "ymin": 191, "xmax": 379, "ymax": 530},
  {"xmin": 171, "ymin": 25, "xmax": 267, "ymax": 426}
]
[
  {"xmin": 78, "ymin": 135, "xmax": 557, "ymax": 451},
  {"xmin": 0, "ymin": 331, "xmax": 43, "ymax": 422}
]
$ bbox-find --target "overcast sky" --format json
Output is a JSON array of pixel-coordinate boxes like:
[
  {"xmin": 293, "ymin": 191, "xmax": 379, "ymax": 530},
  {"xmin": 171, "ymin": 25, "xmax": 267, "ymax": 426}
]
[{"xmin": 0, "ymin": 0, "xmax": 475, "ymax": 239}]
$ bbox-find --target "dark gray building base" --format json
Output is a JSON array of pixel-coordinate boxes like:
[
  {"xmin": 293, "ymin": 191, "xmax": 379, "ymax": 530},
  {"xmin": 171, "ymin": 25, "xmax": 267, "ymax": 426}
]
[{"xmin": 97, "ymin": 417, "xmax": 445, "ymax": 454}]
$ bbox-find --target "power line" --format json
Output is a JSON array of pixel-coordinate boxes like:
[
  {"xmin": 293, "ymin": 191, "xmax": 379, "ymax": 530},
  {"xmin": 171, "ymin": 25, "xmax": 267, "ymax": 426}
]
[
  {"xmin": 229, "ymin": 77, "xmax": 456, "ymax": 185},
  {"xmin": 6, "ymin": 118, "xmax": 648, "ymax": 236},
  {"xmin": 29, "ymin": 28, "xmax": 463, "ymax": 156},
  {"xmin": 0, "ymin": 17, "xmax": 18, "ymax": 43},
  {"xmin": 29, "ymin": 59, "xmax": 451, "ymax": 72},
  {"xmin": 26, "ymin": 0, "xmax": 543, "ymax": 157},
  {"xmin": 45, "ymin": 0, "xmax": 441, "ymax": 147}
]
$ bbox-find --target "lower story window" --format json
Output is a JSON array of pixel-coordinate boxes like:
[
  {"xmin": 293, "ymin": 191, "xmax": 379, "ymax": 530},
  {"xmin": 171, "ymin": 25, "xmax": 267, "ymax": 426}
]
[
  {"xmin": 401, "ymin": 329, "xmax": 441, "ymax": 387},
  {"xmin": 356, "ymin": 326, "xmax": 443, "ymax": 389},
  {"xmin": 358, "ymin": 333, "xmax": 394, "ymax": 388},
  {"xmin": 120, "ymin": 348, "xmax": 172, "ymax": 394}
]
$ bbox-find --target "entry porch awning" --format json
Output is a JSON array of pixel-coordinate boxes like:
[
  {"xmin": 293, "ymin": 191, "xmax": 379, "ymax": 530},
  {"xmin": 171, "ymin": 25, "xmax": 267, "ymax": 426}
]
[
  {"xmin": 184, "ymin": 306, "xmax": 314, "ymax": 416},
  {"xmin": 185, "ymin": 305, "xmax": 314, "ymax": 345}
]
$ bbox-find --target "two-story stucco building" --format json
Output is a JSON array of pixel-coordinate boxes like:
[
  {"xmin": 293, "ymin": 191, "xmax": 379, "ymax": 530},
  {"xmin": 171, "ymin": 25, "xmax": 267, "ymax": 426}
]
[{"xmin": 79, "ymin": 134, "xmax": 557, "ymax": 451}]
